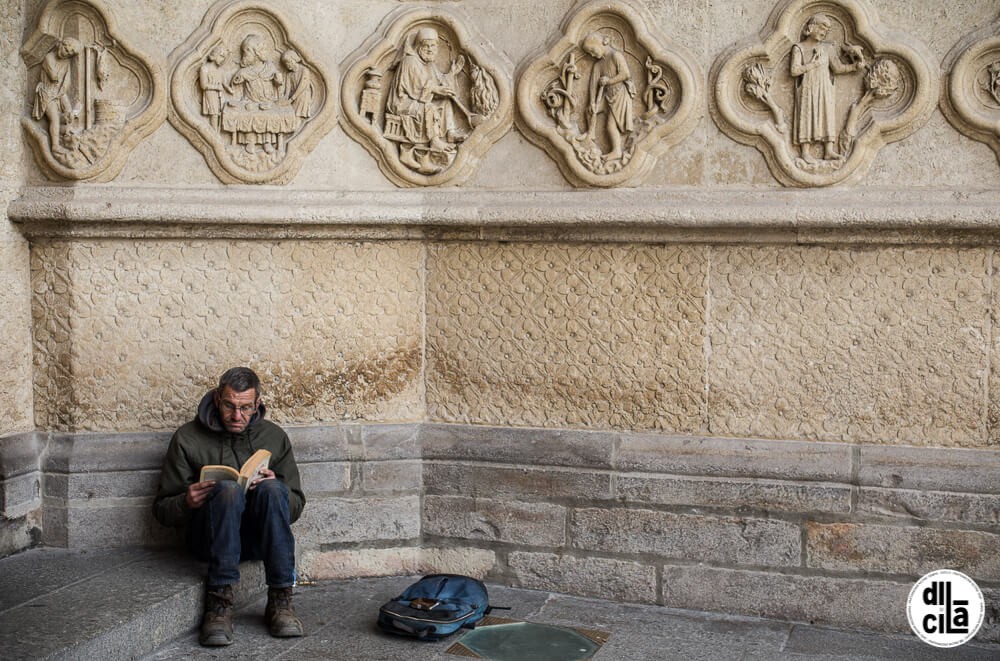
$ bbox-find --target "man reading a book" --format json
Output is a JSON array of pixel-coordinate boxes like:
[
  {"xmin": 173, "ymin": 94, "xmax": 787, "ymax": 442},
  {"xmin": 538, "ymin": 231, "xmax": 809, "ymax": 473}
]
[{"xmin": 153, "ymin": 367, "xmax": 306, "ymax": 646}]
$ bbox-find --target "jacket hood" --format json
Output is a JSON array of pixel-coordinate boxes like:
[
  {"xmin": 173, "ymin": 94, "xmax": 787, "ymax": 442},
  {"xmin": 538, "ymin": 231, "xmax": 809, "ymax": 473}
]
[{"xmin": 197, "ymin": 389, "xmax": 266, "ymax": 433}]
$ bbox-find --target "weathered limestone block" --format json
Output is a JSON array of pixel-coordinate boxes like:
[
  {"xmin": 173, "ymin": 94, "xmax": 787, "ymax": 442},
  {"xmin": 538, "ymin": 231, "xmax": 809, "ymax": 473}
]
[
  {"xmin": 709, "ymin": 246, "xmax": 989, "ymax": 445},
  {"xmin": 43, "ymin": 498, "xmax": 177, "ymax": 549},
  {"xmin": 169, "ymin": 0, "xmax": 337, "ymax": 184},
  {"xmin": 294, "ymin": 495, "xmax": 421, "ymax": 547},
  {"xmin": 40, "ymin": 432, "xmax": 176, "ymax": 548},
  {"xmin": 0, "ymin": 240, "xmax": 32, "ymax": 436},
  {"xmin": 857, "ymin": 487, "xmax": 1000, "ymax": 527},
  {"xmin": 0, "ymin": 433, "xmax": 41, "ymax": 517},
  {"xmin": 296, "ymin": 461, "xmax": 351, "ymax": 495},
  {"xmin": 509, "ymin": 551, "xmax": 657, "ymax": 603},
  {"xmin": 303, "ymin": 546, "xmax": 495, "ymax": 581},
  {"xmin": 20, "ymin": 0, "xmax": 165, "ymax": 182},
  {"xmin": 426, "ymin": 243, "xmax": 707, "ymax": 431},
  {"xmin": 362, "ymin": 460, "xmax": 422, "ymax": 494},
  {"xmin": 30, "ymin": 241, "xmax": 424, "ymax": 432},
  {"xmin": 942, "ymin": 16, "xmax": 1000, "ymax": 166},
  {"xmin": 516, "ymin": 0, "xmax": 701, "ymax": 187},
  {"xmin": 662, "ymin": 564, "xmax": 911, "ymax": 634},
  {"xmin": 617, "ymin": 474, "xmax": 851, "ymax": 515},
  {"xmin": 421, "ymin": 423, "xmax": 615, "ymax": 468},
  {"xmin": 340, "ymin": 6, "xmax": 513, "ymax": 187},
  {"xmin": 570, "ymin": 507, "xmax": 801, "ymax": 568},
  {"xmin": 806, "ymin": 522, "xmax": 1000, "ymax": 580},
  {"xmin": 858, "ymin": 445, "xmax": 1000, "ymax": 495},
  {"xmin": 616, "ymin": 433, "xmax": 852, "ymax": 482},
  {"xmin": 711, "ymin": 0, "xmax": 938, "ymax": 186},
  {"xmin": 423, "ymin": 495, "xmax": 567, "ymax": 546},
  {"xmin": 424, "ymin": 462, "xmax": 613, "ymax": 502}
]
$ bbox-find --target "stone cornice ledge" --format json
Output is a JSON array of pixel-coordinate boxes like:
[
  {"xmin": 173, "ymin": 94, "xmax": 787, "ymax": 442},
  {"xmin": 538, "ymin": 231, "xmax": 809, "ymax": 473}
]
[{"xmin": 8, "ymin": 185, "xmax": 1000, "ymax": 245}]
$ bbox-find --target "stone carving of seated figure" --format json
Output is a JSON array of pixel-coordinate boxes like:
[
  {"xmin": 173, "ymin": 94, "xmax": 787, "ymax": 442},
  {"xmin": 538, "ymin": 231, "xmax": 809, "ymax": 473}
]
[
  {"xmin": 226, "ymin": 33, "xmax": 290, "ymax": 155},
  {"xmin": 384, "ymin": 26, "xmax": 469, "ymax": 173}
]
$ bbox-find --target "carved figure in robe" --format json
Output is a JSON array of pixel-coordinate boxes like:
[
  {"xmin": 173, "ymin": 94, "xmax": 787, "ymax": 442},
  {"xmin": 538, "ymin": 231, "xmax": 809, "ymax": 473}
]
[
  {"xmin": 789, "ymin": 14, "xmax": 865, "ymax": 163},
  {"xmin": 199, "ymin": 45, "xmax": 230, "ymax": 132},
  {"xmin": 32, "ymin": 37, "xmax": 81, "ymax": 155},
  {"xmin": 386, "ymin": 27, "xmax": 468, "ymax": 172},
  {"xmin": 581, "ymin": 32, "xmax": 635, "ymax": 161},
  {"xmin": 229, "ymin": 33, "xmax": 285, "ymax": 153},
  {"xmin": 281, "ymin": 49, "xmax": 316, "ymax": 119}
]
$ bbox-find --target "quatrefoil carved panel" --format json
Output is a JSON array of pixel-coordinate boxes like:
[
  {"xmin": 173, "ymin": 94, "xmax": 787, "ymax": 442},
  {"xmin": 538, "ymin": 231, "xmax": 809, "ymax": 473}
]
[
  {"xmin": 168, "ymin": 0, "xmax": 337, "ymax": 184},
  {"xmin": 516, "ymin": 0, "xmax": 702, "ymax": 188},
  {"xmin": 20, "ymin": 0, "xmax": 165, "ymax": 182},
  {"xmin": 943, "ymin": 18, "xmax": 1000, "ymax": 167},
  {"xmin": 711, "ymin": 0, "xmax": 938, "ymax": 187},
  {"xmin": 340, "ymin": 7, "xmax": 513, "ymax": 187}
]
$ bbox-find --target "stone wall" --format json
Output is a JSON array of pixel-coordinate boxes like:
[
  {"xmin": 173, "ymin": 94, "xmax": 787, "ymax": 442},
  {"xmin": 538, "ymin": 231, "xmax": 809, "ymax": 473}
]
[
  {"xmin": 2, "ymin": 0, "xmax": 1000, "ymax": 641},
  {"xmin": 0, "ymin": 0, "xmax": 38, "ymax": 554}
]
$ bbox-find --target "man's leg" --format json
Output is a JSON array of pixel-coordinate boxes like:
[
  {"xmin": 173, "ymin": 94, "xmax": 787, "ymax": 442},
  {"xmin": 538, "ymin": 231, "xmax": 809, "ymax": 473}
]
[
  {"xmin": 187, "ymin": 481, "xmax": 246, "ymax": 646},
  {"xmin": 243, "ymin": 479, "xmax": 303, "ymax": 637}
]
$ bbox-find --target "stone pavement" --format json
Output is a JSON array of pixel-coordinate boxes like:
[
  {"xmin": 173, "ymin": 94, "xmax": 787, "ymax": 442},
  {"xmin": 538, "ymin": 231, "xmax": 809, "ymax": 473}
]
[{"xmin": 2, "ymin": 547, "xmax": 998, "ymax": 660}]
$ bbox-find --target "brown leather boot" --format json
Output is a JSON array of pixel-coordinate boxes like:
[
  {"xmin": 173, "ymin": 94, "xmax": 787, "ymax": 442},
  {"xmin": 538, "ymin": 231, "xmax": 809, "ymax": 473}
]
[
  {"xmin": 265, "ymin": 586, "xmax": 304, "ymax": 637},
  {"xmin": 199, "ymin": 584, "xmax": 234, "ymax": 646}
]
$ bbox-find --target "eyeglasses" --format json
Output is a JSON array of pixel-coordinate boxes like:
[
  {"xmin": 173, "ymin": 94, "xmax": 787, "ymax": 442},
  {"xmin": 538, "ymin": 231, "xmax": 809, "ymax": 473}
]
[{"xmin": 220, "ymin": 401, "xmax": 257, "ymax": 417}]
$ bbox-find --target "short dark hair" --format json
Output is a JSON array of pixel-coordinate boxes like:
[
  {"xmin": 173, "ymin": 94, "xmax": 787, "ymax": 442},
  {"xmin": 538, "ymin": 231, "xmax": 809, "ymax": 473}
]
[{"xmin": 218, "ymin": 367, "xmax": 261, "ymax": 398}]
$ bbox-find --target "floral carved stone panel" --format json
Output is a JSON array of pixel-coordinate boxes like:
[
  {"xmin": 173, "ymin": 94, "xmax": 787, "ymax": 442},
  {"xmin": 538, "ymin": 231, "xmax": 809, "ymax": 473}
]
[
  {"xmin": 711, "ymin": 0, "xmax": 938, "ymax": 187},
  {"xmin": 20, "ymin": 0, "xmax": 165, "ymax": 182},
  {"xmin": 942, "ymin": 18, "xmax": 1000, "ymax": 166},
  {"xmin": 340, "ymin": 7, "xmax": 513, "ymax": 187},
  {"xmin": 169, "ymin": 1, "xmax": 337, "ymax": 184},
  {"xmin": 516, "ymin": 0, "xmax": 701, "ymax": 188}
]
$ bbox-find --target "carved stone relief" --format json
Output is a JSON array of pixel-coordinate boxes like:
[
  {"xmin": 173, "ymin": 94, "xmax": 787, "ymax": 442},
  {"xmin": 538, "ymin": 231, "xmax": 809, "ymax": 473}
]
[
  {"xmin": 168, "ymin": 1, "xmax": 337, "ymax": 184},
  {"xmin": 711, "ymin": 0, "xmax": 938, "ymax": 187},
  {"xmin": 340, "ymin": 7, "xmax": 513, "ymax": 187},
  {"xmin": 31, "ymin": 240, "xmax": 424, "ymax": 432},
  {"xmin": 426, "ymin": 243, "xmax": 707, "ymax": 432},
  {"xmin": 515, "ymin": 0, "xmax": 701, "ymax": 188},
  {"xmin": 20, "ymin": 0, "xmax": 165, "ymax": 182},
  {"xmin": 942, "ymin": 17, "xmax": 1000, "ymax": 166}
]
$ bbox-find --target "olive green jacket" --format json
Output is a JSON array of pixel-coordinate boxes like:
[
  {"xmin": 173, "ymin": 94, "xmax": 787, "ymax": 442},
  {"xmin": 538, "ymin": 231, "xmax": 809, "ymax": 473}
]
[{"xmin": 153, "ymin": 391, "xmax": 306, "ymax": 528}]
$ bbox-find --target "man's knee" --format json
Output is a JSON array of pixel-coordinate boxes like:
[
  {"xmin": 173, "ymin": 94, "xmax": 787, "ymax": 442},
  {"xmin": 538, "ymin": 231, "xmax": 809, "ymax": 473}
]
[
  {"xmin": 212, "ymin": 480, "xmax": 245, "ymax": 506},
  {"xmin": 253, "ymin": 479, "xmax": 288, "ymax": 501}
]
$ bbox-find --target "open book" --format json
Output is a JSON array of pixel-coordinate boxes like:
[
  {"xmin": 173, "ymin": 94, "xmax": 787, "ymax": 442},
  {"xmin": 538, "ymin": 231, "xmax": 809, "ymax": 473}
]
[{"xmin": 199, "ymin": 449, "xmax": 271, "ymax": 493}]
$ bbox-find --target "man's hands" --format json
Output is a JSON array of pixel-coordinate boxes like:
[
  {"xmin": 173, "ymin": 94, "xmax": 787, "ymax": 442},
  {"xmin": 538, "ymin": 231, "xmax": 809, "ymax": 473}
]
[
  {"xmin": 185, "ymin": 469, "xmax": 277, "ymax": 509},
  {"xmin": 249, "ymin": 468, "xmax": 276, "ymax": 489},
  {"xmin": 185, "ymin": 480, "xmax": 216, "ymax": 509}
]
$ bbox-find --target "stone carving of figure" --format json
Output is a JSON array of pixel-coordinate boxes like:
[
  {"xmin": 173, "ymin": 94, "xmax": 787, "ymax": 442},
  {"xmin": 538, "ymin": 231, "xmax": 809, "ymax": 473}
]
[
  {"xmin": 789, "ymin": 14, "xmax": 865, "ymax": 163},
  {"xmin": 581, "ymin": 32, "xmax": 635, "ymax": 161},
  {"xmin": 386, "ymin": 26, "xmax": 468, "ymax": 172},
  {"xmin": 32, "ymin": 37, "xmax": 81, "ymax": 155},
  {"xmin": 229, "ymin": 33, "xmax": 285, "ymax": 153},
  {"xmin": 987, "ymin": 61, "xmax": 1000, "ymax": 106},
  {"xmin": 360, "ymin": 68, "xmax": 383, "ymax": 124},
  {"xmin": 199, "ymin": 45, "xmax": 230, "ymax": 132},
  {"xmin": 281, "ymin": 49, "xmax": 316, "ymax": 119}
]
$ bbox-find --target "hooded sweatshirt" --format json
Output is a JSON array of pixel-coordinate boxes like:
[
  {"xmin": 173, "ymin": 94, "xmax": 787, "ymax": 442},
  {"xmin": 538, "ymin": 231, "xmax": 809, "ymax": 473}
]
[{"xmin": 153, "ymin": 390, "xmax": 306, "ymax": 528}]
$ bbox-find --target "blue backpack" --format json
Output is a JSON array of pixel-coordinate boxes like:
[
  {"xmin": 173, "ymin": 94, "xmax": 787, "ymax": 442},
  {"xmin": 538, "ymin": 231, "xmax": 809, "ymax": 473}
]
[{"xmin": 377, "ymin": 574, "xmax": 499, "ymax": 640}]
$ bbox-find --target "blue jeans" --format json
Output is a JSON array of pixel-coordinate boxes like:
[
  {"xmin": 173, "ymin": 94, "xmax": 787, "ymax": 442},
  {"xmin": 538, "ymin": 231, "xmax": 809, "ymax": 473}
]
[{"xmin": 186, "ymin": 479, "xmax": 296, "ymax": 588}]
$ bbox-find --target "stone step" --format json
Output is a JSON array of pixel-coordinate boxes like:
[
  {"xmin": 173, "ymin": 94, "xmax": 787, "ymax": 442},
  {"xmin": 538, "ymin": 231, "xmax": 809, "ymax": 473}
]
[{"xmin": 0, "ymin": 548, "xmax": 263, "ymax": 661}]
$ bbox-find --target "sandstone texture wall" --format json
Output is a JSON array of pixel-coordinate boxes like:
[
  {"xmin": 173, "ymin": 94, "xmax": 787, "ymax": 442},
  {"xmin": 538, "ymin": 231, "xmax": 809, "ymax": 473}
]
[{"xmin": 2, "ymin": 0, "xmax": 1000, "ymax": 640}]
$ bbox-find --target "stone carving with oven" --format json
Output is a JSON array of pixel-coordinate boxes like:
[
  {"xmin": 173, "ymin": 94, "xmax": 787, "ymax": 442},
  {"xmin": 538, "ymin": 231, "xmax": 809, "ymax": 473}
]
[
  {"xmin": 517, "ymin": 0, "xmax": 701, "ymax": 187},
  {"xmin": 169, "ymin": 1, "xmax": 337, "ymax": 185},
  {"xmin": 941, "ymin": 15, "xmax": 1000, "ymax": 167},
  {"xmin": 341, "ymin": 7, "xmax": 513, "ymax": 187},
  {"xmin": 20, "ymin": 0, "xmax": 164, "ymax": 182},
  {"xmin": 711, "ymin": 0, "xmax": 937, "ymax": 187}
]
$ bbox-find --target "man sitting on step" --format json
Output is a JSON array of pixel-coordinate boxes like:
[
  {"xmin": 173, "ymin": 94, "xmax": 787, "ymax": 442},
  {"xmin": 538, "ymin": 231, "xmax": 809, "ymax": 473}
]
[{"xmin": 153, "ymin": 366, "xmax": 307, "ymax": 646}]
